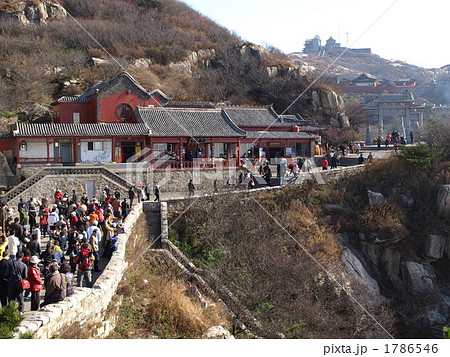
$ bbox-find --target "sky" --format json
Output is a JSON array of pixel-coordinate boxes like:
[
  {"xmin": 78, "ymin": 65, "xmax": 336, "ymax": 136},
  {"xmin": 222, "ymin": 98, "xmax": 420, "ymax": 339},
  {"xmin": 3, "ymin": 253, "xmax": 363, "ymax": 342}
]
[{"xmin": 180, "ymin": 0, "xmax": 449, "ymax": 69}]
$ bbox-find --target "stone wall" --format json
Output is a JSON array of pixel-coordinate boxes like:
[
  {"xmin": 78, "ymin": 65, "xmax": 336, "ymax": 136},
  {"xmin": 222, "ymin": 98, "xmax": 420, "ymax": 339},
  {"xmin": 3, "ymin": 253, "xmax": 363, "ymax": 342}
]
[
  {"xmin": 8, "ymin": 174, "xmax": 129, "ymax": 209},
  {"xmin": 113, "ymin": 166, "xmax": 241, "ymax": 193},
  {"xmin": 14, "ymin": 203, "xmax": 143, "ymax": 338}
]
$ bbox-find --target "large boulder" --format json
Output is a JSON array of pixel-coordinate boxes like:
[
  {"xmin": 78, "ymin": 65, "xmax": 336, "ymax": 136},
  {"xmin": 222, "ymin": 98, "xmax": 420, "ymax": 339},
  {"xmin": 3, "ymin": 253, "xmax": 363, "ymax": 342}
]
[
  {"xmin": 311, "ymin": 91, "xmax": 321, "ymax": 108},
  {"xmin": 338, "ymin": 113, "xmax": 350, "ymax": 128},
  {"xmin": 437, "ymin": 185, "xmax": 450, "ymax": 217},
  {"xmin": 341, "ymin": 246, "xmax": 382, "ymax": 300},
  {"xmin": 401, "ymin": 261, "xmax": 435, "ymax": 294},
  {"xmin": 206, "ymin": 326, "xmax": 234, "ymax": 339},
  {"xmin": 169, "ymin": 60, "xmax": 192, "ymax": 75},
  {"xmin": 423, "ymin": 235, "xmax": 447, "ymax": 261},
  {"xmin": 361, "ymin": 242, "xmax": 383, "ymax": 267},
  {"xmin": 367, "ymin": 190, "xmax": 385, "ymax": 208}
]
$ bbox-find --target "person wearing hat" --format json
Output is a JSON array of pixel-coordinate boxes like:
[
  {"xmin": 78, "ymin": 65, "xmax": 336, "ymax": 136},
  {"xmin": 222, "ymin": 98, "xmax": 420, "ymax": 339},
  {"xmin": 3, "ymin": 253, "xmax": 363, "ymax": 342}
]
[
  {"xmin": 27, "ymin": 256, "xmax": 43, "ymax": 311},
  {"xmin": 41, "ymin": 261, "xmax": 69, "ymax": 307}
]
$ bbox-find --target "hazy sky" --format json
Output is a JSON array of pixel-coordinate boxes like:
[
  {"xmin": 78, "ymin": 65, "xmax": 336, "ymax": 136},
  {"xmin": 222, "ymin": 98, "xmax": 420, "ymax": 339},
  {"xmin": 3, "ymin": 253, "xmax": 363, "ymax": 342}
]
[{"xmin": 180, "ymin": 0, "xmax": 448, "ymax": 69}]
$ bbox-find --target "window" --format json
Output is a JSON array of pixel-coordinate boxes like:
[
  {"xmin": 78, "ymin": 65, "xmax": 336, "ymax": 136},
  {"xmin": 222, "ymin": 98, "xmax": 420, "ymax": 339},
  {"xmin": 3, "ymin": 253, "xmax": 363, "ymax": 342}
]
[
  {"xmin": 73, "ymin": 112, "xmax": 80, "ymax": 124},
  {"xmin": 116, "ymin": 103, "xmax": 133, "ymax": 121},
  {"xmin": 88, "ymin": 142, "xmax": 103, "ymax": 151}
]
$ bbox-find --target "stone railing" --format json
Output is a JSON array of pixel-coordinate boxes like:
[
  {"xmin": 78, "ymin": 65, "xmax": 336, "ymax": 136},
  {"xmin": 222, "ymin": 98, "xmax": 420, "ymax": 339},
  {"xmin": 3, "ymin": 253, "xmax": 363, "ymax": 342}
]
[
  {"xmin": 2, "ymin": 166, "xmax": 134, "ymax": 205},
  {"xmin": 14, "ymin": 203, "xmax": 143, "ymax": 339}
]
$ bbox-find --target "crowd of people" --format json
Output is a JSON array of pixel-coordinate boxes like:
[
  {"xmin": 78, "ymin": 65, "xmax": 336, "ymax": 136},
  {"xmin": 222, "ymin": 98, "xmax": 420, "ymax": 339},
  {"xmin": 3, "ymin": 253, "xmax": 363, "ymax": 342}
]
[
  {"xmin": 0, "ymin": 185, "xmax": 128, "ymax": 313},
  {"xmin": 375, "ymin": 130, "xmax": 412, "ymax": 153}
]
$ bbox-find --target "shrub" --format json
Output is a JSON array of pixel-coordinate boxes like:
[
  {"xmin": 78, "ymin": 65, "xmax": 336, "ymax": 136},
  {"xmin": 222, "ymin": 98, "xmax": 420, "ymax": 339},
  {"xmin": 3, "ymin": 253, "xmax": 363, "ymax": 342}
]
[
  {"xmin": 400, "ymin": 144, "xmax": 439, "ymax": 169},
  {"xmin": 0, "ymin": 302, "xmax": 22, "ymax": 339}
]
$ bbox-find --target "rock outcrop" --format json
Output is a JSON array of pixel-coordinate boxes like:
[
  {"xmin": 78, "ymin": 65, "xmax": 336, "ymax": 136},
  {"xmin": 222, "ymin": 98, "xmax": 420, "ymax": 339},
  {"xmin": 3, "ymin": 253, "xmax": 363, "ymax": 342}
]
[
  {"xmin": 311, "ymin": 89, "xmax": 346, "ymax": 127},
  {"xmin": 423, "ymin": 235, "xmax": 447, "ymax": 261},
  {"xmin": 367, "ymin": 190, "xmax": 385, "ymax": 208},
  {"xmin": 1, "ymin": 1, "xmax": 67, "ymax": 24},
  {"xmin": 437, "ymin": 185, "xmax": 450, "ymax": 218},
  {"xmin": 205, "ymin": 325, "xmax": 234, "ymax": 339},
  {"xmin": 341, "ymin": 246, "xmax": 382, "ymax": 300},
  {"xmin": 401, "ymin": 261, "xmax": 436, "ymax": 295}
]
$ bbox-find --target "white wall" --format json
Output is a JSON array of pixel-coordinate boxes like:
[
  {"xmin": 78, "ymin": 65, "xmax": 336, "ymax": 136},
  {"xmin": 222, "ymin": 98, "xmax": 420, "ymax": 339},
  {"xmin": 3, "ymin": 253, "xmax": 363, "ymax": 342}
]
[
  {"xmin": 19, "ymin": 141, "xmax": 54, "ymax": 159},
  {"xmin": 80, "ymin": 141, "xmax": 112, "ymax": 163}
]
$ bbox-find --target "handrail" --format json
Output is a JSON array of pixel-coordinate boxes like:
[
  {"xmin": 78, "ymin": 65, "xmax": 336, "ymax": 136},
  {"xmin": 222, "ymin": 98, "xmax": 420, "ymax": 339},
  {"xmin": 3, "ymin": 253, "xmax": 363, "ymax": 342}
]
[{"xmin": 1, "ymin": 166, "xmax": 135, "ymax": 204}]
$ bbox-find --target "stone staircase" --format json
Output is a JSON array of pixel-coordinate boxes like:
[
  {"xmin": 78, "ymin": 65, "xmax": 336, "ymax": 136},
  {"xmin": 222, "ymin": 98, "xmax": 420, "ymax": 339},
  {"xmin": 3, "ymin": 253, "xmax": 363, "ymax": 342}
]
[
  {"xmin": 144, "ymin": 202, "xmax": 162, "ymax": 249},
  {"xmin": 1, "ymin": 166, "xmax": 135, "ymax": 205}
]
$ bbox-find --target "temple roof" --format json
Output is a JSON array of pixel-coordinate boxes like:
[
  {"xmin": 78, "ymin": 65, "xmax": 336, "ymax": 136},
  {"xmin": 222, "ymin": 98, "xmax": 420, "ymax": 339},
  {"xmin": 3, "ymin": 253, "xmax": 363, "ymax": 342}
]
[
  {"xmin": 137, "ymin": 107, "xmax": 246, "ymax": 137},
  {"xmin": 245, "ymin": 131, "xmax": 319, "ymax": 139},
  {"xmin": 12, "ymin": 123, "xmax": 150, "ymax": 137},
  {"xmin": 222, "ymin": 107, "xmax": 289, "ymax": 127}
]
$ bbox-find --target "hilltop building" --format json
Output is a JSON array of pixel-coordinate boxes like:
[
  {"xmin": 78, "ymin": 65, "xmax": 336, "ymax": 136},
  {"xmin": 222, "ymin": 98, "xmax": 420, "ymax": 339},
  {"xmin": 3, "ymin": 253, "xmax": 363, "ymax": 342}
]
[
  {"xmin": 0, "ymin": 72, "xmax": 322, "ymax": 171},
  {"xmin": 302, "ymin": 35, "xmax": 370, "ymax": 57}
]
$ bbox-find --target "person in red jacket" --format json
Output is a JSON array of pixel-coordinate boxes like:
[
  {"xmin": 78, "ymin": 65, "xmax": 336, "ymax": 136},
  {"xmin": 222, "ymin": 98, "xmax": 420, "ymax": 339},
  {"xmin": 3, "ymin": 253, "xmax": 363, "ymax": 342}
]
[
  {"xmin": 321, "ymin": 157, "xmax": 329, "ymax": 171},
  {"xmin": 54, "ymin": 189, "xmax": 63, "ymax": 203},
  {"xmin": 27, "ymin": 255, "xmax": 43, "ymax": 311}
]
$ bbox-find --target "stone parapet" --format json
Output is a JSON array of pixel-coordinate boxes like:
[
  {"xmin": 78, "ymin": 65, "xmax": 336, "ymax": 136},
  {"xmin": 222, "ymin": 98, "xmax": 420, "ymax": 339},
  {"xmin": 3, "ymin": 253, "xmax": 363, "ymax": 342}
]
[{"xmin": 14, "ymin": 203, "xmax": 143, "ymax": 338}]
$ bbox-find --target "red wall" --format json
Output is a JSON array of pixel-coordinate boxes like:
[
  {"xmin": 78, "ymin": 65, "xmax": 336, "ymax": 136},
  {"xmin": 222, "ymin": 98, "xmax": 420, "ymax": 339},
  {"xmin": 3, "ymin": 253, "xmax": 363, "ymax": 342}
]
[
  {"xmin": 100, "ymin": 91, "xmax": 162, "ymax": 123},
  {"xmin": 55, "ymin": 101, "xmax": 96, "ymax": 124},
  {"xmin": 0, "ymin": 139, "xmax": 15, "ymax": 153}
]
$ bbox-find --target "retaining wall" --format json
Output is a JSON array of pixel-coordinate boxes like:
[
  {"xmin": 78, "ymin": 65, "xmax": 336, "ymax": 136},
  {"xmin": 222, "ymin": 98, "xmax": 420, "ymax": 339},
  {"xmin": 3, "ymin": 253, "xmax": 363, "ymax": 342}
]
[
  {"xmin": 14, "ymin": 203, "xmax": 143, "ymax": 339},
  {"xmin": 8, "ymin": 174, "xmax": 129, "ymax": 209}
]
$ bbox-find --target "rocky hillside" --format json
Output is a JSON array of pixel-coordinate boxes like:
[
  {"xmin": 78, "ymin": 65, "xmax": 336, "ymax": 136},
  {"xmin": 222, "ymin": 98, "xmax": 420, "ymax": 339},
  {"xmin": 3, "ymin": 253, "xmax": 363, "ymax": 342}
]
[
  {"xmin": 0, "ymin": 0, "xmax": 353, "ymax": 131},
  {"xmin": 169, "ymin": 147, "xmax": 450, "ymax": 338}
]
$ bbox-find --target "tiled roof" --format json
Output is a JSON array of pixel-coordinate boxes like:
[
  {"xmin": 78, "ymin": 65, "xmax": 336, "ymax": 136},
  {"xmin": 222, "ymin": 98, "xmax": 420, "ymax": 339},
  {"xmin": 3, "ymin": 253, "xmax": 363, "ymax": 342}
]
[
  {"xmin": 12, "ymin": 123, "xmax": 150, "ymax": 137},
  {"xmin": 51, "ymin": 96, "xmax": 91, "ymax": 105},
  {"xmin": 222, "ymin": 107, "xmax": 291, "ymax": 127},
  {"xmin": 279, "ymin": 114, "xmax": 316, "ymax": 125},
  {"xmin": 165, "ymin": 100, "xmax": 215, "ymax": 108},
  {"xmin": 374, "ymin": 92, "xmax": 414, "ymax": 103},
  {"xmin": 245, "ymin": 131, "xmax": 320, "ymax": 139},
  {"xmin": 137, "ymin": 108, "xmax": 246, "ymax": 137},
  {"xmin": 52, "ymin": 72, "xmax": 170, "ymax": 105}
]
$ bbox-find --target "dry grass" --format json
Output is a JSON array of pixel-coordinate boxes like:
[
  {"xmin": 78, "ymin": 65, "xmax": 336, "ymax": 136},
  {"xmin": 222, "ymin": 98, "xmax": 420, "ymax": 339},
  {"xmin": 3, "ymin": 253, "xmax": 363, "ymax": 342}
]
[
  {"xmin": 359, "ymin": 199, "xmax": 407, "ymax": 241},
  {"xmin": 110, "ymin": 215, "xmax": 231, "ymax": 339}
]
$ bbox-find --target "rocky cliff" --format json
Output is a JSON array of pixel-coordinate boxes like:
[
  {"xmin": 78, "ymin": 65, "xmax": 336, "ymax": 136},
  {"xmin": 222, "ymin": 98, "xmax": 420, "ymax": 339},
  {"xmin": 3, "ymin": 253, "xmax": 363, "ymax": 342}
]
[{"xmin": 0, "ymin": 1, "xmax": 67, "ymax": 24}]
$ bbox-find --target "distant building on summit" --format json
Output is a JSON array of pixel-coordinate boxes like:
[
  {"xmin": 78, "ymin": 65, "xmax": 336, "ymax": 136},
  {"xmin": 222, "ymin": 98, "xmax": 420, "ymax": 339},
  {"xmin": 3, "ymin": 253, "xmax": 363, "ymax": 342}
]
[
  {"xmin": 302, "ymin": 35, "xmax": 370, "ymax": 56},
  {"xmin": 325, "ymin": 36, "xmax": 341, "ymax": 51},
  {"xmin": 303, "ymin": 35, "xmax": 322, "ymax": 53}
]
